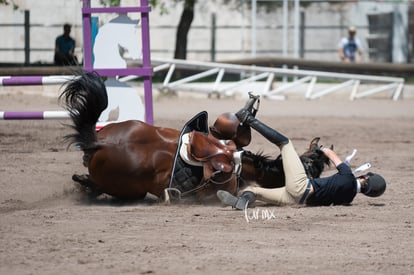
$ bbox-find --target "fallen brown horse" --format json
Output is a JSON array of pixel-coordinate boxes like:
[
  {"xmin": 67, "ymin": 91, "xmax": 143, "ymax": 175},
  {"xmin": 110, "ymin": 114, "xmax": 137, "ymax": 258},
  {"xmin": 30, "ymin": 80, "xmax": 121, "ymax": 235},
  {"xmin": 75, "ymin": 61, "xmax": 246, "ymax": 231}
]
[{"xmin": 60, "ymin": 71, "xmax": 330, "ymax": 203}]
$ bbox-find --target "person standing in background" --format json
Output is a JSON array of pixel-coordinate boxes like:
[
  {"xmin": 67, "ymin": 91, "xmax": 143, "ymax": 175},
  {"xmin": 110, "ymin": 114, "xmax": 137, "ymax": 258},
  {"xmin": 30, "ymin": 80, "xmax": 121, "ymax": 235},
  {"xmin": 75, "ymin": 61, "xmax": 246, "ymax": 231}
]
[
  {"xmin": 338, "ymin": 26, "xmax": 363, "ymax": 63},
  {"xmin": 54, "ymin": 23, "xmax": 78, "ymax": 66}
]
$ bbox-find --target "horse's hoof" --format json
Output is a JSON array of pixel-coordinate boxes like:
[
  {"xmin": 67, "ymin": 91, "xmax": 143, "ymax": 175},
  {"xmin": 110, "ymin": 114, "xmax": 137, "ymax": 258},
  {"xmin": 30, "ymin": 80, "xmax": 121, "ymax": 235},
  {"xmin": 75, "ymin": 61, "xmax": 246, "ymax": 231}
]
[{"xmin": 72, "ymin": 174, "xmax": 87, "ymax": 183}]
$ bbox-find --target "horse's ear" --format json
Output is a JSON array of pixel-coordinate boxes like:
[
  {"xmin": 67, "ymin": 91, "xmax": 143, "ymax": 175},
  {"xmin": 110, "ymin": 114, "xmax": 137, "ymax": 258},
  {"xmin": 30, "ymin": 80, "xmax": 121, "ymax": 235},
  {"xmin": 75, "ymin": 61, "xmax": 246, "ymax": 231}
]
[
  {"xmin": 310, "ymin": 137, "xmax": 320, "ymax": 145},
  {"xmin": 309, "ymin": 137, "xmax": 320, "ymax": 150}
]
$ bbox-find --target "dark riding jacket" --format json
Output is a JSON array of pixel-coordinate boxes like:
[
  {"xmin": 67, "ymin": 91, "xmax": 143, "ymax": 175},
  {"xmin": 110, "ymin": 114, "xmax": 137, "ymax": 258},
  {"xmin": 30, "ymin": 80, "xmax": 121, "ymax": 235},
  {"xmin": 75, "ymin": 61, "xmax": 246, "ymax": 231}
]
[{"xmin": 306, "ymin": 163, "xmax": 357, "ymax": 206}]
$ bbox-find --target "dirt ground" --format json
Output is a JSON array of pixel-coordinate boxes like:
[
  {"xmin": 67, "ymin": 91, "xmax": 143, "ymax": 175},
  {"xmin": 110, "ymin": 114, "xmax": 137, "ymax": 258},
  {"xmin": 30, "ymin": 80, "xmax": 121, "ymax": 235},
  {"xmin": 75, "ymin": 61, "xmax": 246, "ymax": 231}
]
[{"xmin": 1, "ymin": 86, "xmax": 414, "ymax": 275}]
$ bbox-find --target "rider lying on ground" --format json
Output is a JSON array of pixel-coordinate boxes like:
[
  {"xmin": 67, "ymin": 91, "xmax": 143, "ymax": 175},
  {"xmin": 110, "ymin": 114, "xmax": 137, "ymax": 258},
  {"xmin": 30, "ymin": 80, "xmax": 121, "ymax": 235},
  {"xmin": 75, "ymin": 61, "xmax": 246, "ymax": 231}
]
[{"xmin": 217, "ymin": 100, "xmax": 386, "ymax": 209}]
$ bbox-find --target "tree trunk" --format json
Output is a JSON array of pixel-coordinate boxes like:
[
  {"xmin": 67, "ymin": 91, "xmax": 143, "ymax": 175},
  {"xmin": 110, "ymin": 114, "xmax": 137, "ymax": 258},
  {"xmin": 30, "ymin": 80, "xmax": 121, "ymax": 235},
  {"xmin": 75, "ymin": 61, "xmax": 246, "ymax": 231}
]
[{"xmin": 174, "ymin": 0, "xmax": 195, "ymax": 60}]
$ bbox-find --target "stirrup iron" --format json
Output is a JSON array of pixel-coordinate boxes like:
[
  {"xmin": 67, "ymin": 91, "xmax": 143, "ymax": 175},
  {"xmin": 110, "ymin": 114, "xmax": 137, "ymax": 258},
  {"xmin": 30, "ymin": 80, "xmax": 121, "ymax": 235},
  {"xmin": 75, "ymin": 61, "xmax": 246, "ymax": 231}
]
[
  {"xmin": 236, "ymin": 92, "xmax": 260, "ymax": 124},
  {"xmin": 245, "ymin": 92, "xmax": 260, "ymax": 117}
]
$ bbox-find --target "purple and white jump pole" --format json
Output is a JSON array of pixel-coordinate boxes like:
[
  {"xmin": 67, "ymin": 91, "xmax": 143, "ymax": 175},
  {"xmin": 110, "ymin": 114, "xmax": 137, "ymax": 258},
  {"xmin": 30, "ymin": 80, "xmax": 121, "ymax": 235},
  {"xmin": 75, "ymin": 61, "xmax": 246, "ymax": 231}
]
[
  {"xmin": 0, "ymin": 111, "xmax": 69, "ymax": 120},
  {"xmin": 0, "ymin": 75, "xmax": 75, "ymax": 86},
  {"xmin": 0, "ymin": 75, "xmax": 74, "ymax": 120},
  {"xmin": 0, "ymin": 1, "xmax": 154, "ymax": 124}
]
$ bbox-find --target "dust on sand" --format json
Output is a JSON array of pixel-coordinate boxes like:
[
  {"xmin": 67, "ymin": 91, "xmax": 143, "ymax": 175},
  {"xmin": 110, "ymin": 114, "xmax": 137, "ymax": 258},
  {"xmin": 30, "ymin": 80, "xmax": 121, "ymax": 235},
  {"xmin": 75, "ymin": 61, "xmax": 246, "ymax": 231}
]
[{"xmin": 1, "ymin": 89, "xmax": 414, "ymax": 274}]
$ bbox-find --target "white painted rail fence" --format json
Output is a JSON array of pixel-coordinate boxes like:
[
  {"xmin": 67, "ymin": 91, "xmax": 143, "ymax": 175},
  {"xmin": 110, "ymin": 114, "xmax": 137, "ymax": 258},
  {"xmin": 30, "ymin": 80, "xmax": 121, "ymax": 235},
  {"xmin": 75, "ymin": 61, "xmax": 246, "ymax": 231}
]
[{"xmin": 122, "ymin": 58, "xmax": 405, "ymax": 101}]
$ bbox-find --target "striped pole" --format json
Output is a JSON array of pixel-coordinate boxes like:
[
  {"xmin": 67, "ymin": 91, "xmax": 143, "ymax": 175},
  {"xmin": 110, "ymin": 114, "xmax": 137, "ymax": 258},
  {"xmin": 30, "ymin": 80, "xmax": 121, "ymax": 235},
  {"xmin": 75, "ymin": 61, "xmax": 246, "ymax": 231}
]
[
  {"xmin": 0, "ymin": 111, "xmax": 107, "ymax": 131},
  {"xmin": 0, "ymin": 111, "xmax": 70, "ymax": 120},
  {"xmin": 0, "ymin": 75, "xmax": 76, "ymax": 86}
]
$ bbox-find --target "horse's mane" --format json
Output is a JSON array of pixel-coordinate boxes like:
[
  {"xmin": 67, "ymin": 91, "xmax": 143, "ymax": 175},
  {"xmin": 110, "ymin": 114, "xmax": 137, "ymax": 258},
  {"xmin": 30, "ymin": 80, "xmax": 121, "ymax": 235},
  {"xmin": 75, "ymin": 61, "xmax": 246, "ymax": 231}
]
[
  {"xmin": 242, "ymin": 150, "xmax": 282, "ymax": 177},
  {"xmin": 242, "ymin": 150, "xmax": 273, "ymax": 167}
]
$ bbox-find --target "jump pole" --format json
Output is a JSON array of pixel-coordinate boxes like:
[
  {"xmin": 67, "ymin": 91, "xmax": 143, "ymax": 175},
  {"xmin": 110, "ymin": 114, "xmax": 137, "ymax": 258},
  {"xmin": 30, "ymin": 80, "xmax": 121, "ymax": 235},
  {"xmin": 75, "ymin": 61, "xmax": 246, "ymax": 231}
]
[
  {"xmin": 0, "ymin": 76, "xmax": 74, "ymax": 120},
  {"xmin": 0, "ymin": 111, "xmax": 104, "ymax": 131},
  {"xmin": 0, "ymin": 75, "xmax": 76, "ymax": 86},
  {"xmin": 0, "ymin": 111, "xmax": 69, "ymax": 120},
  {"xmin": 0, "ymin": 76, "xmax": 73, "ymax": 120}
]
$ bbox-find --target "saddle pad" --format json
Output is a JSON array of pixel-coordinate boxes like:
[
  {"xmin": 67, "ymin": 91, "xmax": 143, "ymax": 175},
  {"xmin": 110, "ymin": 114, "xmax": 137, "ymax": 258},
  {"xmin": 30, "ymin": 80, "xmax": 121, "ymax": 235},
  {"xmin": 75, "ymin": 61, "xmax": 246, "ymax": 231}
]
[
  {"xmin": 169, "ymin": 111, "xmax": 209, "ymax": 193},
  {"xmin": 179, "ymin": 133, "xmax": 203, "ymax": 167}
]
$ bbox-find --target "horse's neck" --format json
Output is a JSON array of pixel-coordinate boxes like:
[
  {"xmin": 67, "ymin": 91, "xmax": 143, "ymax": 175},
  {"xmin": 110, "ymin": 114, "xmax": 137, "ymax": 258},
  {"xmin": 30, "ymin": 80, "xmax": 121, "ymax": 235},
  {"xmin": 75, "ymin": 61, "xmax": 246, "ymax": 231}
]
[
  {"xmin": 241, "ymin": 151, "xmax": 285, "ymax": 188},
  {"xmin": 240, "ymin": 151, "xmax": 262, "ymax": 181}
]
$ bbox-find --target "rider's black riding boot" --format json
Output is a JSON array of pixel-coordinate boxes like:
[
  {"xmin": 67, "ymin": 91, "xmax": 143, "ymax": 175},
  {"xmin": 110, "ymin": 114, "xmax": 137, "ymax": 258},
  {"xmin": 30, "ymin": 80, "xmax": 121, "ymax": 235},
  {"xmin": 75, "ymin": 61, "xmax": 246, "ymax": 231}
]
[
  {"xmin": 236, "ymin": 92, "xmax": 260, "ymax": 122},
  {"xmin": 236, "ymin": 110, "xmax": 289, "ymax": 147}
]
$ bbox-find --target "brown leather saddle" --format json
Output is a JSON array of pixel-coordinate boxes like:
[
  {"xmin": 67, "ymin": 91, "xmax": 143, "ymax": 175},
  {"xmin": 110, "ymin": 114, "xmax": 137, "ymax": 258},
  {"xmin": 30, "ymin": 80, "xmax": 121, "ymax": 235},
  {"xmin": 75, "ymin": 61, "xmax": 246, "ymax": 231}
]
[
  {"xmin": 209, "ymin": 112, "xmax": 251, "ymax": 148},
  {"xmin": 187, "ymin": 130, "xmax": 237, "ymax": 183}
]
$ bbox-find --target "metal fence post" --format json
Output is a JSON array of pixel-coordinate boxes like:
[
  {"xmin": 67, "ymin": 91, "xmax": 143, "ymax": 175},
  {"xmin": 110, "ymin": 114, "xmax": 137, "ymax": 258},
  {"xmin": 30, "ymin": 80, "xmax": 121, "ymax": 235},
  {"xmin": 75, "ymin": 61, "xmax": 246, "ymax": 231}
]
[
  {"xmin": 211, "ymin": 13, "xmax": 216, "ymax": 62},
  {"xmin": 300, "ymin": 11, "xmax": 305, "ymax": 58},
  {"xmin": 24, "ymin": 10, "xmax": 30, "ymax": 65}
]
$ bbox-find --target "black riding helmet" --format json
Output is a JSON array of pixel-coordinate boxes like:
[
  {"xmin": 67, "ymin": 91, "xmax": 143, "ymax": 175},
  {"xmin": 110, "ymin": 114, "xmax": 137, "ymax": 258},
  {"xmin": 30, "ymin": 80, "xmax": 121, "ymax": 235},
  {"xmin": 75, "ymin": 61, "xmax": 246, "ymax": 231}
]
[{"xmin": 359, "ymin": 172, "xmax": 386, "ymax": 197}]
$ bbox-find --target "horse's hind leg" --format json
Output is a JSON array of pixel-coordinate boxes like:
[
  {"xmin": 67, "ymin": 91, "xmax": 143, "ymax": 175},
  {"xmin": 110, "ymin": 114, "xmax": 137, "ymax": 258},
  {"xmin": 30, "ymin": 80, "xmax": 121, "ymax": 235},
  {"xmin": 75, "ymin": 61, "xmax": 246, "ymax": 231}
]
[
  {"xmin": 72, "ymin": 174, "xmax": 93, "ymax": 187},
  {"xmin": 72, "ymin": 174, "xmax": 103, "ymax": 197}
]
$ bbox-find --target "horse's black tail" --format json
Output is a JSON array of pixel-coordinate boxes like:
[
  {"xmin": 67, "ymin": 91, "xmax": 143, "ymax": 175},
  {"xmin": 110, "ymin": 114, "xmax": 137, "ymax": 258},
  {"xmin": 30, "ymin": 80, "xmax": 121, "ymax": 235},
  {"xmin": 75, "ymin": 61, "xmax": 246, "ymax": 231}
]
[{"xmin": 59, "ymin": 71, "xmax": 108, "ymax": 151}]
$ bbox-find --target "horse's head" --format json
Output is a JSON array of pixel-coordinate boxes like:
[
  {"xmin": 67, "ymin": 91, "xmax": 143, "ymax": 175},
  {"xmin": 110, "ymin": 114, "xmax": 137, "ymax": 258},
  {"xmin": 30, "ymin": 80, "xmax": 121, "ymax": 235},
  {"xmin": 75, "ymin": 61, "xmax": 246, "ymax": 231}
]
[{"xmin": 300, "ymin": 137, "xmax": 332, "ymax": 179}]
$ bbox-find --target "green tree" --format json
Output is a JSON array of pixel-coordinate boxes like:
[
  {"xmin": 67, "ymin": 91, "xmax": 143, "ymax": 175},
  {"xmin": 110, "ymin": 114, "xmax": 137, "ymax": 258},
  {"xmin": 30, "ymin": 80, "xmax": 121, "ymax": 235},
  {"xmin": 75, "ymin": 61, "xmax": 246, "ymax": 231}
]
[
  {"xmin": 144, "ymin": 0, "xmax": 196, "ymax": 59},
  {"xmin": 0, "ymin": 0, "xmax": 18, "ymax": 9}
]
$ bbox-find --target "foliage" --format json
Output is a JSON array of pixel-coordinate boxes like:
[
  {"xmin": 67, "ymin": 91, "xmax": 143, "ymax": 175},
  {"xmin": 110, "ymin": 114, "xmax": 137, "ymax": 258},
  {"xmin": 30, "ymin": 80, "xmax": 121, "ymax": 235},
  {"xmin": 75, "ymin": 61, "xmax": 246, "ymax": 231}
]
[
  {"xmin": 0, "ymin": 0, "xmax": 18, "ymax": 10},
  {"xmin": 150, "ymin": 0, "xmax": 169, "ymax": 15},
  {"xmin": 99, "ymin": 0, "xmax": 168, "ymax": 14},
  {"xmin": 99, "ymin": 0, "xmax": 120, "ymax": 6}
]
